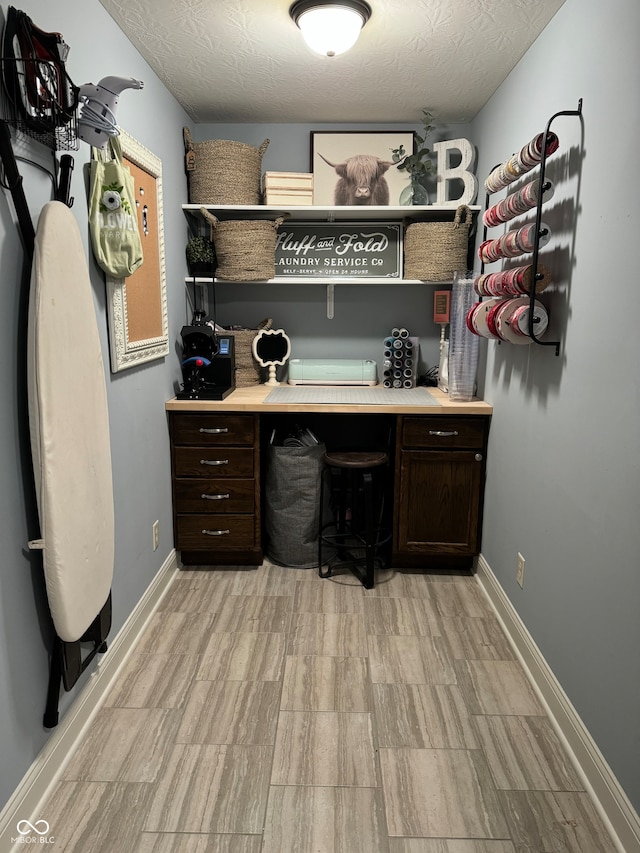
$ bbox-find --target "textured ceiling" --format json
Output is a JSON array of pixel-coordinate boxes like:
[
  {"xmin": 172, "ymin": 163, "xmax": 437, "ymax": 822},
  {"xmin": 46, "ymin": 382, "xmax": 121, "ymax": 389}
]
[{"xmin": 99, "ymin": 0, "xmax": 566, "ymax": 124}]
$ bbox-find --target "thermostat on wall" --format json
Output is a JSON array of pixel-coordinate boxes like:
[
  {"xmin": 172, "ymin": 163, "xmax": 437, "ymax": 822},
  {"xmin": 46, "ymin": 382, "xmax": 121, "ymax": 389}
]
[{"xmin": 434, "ymin": 290, "xmax": 451, "ymax": 324}]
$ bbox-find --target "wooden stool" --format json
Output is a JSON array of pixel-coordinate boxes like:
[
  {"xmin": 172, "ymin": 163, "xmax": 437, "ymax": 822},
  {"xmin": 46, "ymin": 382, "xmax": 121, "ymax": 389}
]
[{"xmin": 318, "ymin": 450, "xmax": 390, "ymax": 589}]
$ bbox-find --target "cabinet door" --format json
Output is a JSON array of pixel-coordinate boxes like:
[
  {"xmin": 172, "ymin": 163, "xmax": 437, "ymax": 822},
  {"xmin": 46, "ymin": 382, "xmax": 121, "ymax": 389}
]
[{"xmin": 397, "ymin": 449, "xmax": 483, "ymax": 556}]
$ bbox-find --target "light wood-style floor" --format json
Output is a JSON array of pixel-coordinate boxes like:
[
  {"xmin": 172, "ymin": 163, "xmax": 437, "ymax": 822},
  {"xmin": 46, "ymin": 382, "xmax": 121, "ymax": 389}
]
[{"xmin": 39, "ymin": 561, "xmax": 616, "ymax": 852}]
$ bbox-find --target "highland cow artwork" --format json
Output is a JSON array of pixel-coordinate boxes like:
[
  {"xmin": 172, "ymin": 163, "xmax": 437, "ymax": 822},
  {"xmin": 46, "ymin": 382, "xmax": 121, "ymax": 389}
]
[{"xmin": 311, "ymin": 131, "xmax": 414, "ymax": 206}]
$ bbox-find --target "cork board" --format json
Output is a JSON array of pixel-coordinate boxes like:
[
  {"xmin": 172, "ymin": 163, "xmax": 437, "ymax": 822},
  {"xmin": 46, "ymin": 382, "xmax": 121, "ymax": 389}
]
[
  {"xmin": 106, "ymin": 130, "xmax": 169, "ymax": 372},
  {"xmin": 123, "ymin": 155, "xmax": 162, "ymax": 342}
]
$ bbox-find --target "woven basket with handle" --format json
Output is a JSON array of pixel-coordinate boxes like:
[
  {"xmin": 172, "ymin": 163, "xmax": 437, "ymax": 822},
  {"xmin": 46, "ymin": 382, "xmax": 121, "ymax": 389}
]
[
  {"xmin": 200, "ymin": 208, "xmax": 285, "ymax": 281},
  {"xmin": 404, "ymin": 204, "xmax": 473, "ymax": 281},
  {"xmin": 226, "ymin": 318, "xmax": 273, "ymax": 386},
  {"xmin": 184, "ymin": 127, "xmax": 269, "ymax": 205}
]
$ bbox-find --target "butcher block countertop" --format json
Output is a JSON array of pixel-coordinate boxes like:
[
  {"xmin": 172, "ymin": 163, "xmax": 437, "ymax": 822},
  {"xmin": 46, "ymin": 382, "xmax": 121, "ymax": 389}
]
[{"xmin": 166, "ymin": 385, "xmax": 493, "ymax": 416}]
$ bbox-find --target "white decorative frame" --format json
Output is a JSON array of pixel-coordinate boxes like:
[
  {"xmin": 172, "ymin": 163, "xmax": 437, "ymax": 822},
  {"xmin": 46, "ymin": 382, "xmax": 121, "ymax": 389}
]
[
  {"xmin": 252, "ymin": 328, "xmax": 291, "ymax": 385},
  {"xmin": 106, "ymin": 129, "xmax": 169, "ymax": 372}
]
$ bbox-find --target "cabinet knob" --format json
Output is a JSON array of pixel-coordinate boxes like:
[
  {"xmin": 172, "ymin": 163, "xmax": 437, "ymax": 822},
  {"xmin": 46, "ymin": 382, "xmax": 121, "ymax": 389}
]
[{"xmin": 475, "ymin": 453, "xmax": 483, "ymax": 462}]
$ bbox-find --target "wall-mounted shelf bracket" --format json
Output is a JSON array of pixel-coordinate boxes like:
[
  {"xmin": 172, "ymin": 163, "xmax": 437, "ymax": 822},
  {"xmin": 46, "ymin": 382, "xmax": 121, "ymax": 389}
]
[{"xmin": 326, "ymin": 282, "xmax": 335, "ymax": 319}]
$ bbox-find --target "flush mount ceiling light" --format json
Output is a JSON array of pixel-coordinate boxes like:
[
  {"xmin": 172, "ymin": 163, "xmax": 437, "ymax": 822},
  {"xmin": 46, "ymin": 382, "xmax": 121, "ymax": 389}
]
[{"xmin": 289, "ymin": 0, "xmax": 372, "ymax": 57}]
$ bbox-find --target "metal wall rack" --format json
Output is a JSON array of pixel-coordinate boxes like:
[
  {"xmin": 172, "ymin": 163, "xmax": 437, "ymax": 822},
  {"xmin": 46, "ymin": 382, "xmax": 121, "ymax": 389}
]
[
  {"xmin": 480, "ymin": 99, "xmax": 583, "ymax": 356},
  {"xmin": 0, "ymin": 56, "xmax": 79, "ymax": 151}
]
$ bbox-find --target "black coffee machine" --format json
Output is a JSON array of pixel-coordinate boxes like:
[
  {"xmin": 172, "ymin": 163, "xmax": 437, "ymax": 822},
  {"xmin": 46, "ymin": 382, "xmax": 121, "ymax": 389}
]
[{"xmin": 177, "ymin": 310, "xmax": 235, "ymax": 400}]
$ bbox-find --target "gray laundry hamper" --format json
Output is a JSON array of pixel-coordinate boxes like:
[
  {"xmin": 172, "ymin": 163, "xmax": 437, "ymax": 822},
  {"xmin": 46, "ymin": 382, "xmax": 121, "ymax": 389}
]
[{"xmin": 265, "ymin": 442, "xmax": 333, "ymax": 568}]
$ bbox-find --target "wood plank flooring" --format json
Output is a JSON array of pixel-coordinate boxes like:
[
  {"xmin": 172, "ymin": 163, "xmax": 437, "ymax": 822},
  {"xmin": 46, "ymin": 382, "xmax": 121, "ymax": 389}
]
[{"xmin": 38, "ymin": 561, "xmax": 617, "ymax": 852}]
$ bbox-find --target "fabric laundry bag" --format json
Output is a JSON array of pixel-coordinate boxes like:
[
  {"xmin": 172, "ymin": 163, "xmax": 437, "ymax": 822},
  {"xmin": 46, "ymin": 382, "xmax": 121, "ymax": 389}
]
[
  {"xmin": 265, "ymin": 442, "xmax": 332, "ymax": 568},
  {"xmin": 88, "ymin": 135, "xmax": 143, "ymax": 278}
]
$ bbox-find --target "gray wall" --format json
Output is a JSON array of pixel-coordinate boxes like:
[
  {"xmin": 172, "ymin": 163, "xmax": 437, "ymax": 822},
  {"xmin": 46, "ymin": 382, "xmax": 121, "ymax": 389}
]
[
  {"xmin": 471, "ymin": 0, "xmax": 640, "ymax": 810},
  {"xmin": 0, "ymin": 0, "xmax": 187, "ymax": 810}
]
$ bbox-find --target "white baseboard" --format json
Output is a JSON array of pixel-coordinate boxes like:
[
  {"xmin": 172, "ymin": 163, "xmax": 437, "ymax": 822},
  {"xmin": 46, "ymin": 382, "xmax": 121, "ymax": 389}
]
[
  {"xmin": 476, "ymin": 554, "xmax": 640, "ymax": 853},
  {"xmin": 0, "ymin": 549, "xmax": 179, "ymax": 853}
]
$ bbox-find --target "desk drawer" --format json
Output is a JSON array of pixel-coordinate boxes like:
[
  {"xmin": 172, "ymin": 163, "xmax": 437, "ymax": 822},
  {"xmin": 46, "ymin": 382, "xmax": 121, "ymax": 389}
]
[
  {"xmin": 402, "ymin": 417, "xmax": 487, "ymax": 449},
  {"xmin": 174, "ymin": 478, "xmax": 255, "ymax": 513},
  {"xmin": 175, "ymin": 514, "xmax": 256, "ymax": 549},
  {"xmin": 172, "ymin": 414, "xmax": 255, "ymax": 446},
  {"xmin": 174, "ymin": 446, "xmax": 254, "ymax": 478}
]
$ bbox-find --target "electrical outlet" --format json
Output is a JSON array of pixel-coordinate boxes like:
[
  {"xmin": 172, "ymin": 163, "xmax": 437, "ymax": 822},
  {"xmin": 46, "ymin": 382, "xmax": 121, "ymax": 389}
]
[
  {"xmin": 153, "ymin": 520, "xmax": 159, "ymax": 551},
  {"xmin": 516, "ymin": 552, "xmax": 525, "ymax": 588}
]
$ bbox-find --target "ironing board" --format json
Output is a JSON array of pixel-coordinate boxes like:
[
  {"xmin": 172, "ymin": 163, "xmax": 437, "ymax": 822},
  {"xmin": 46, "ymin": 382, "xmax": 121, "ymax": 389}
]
[{"xmin": 27, "ymin": 201, "xmax": 114, "ymax": 644}]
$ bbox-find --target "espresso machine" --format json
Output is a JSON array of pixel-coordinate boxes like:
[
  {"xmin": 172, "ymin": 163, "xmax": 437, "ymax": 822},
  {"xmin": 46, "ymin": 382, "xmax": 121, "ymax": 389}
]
[{"xmin": 177, "ymin": 309, "xmax": 235, "ymax": 400}]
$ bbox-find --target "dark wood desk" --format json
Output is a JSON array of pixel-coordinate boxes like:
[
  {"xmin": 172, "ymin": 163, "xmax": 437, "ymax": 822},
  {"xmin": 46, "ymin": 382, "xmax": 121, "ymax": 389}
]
[{"xmin": 166, "ymin": 386, "xmax": 492, "ymax": 570}]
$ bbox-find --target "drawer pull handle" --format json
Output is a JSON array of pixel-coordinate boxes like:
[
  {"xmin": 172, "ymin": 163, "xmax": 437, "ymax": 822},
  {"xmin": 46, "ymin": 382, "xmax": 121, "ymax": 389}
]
[
  {"xmin": 202, "ymin": 528, "xmax": 230, "ymax": 537},
  {"xmin": 429, "ymin": 430, "xmax": 459, "ymax": 437},
  {"xmin": 199, "ymin": 427, "xmax": 229, "ymax": 434},
  {"xmin": 201, "ymin": 493, "xmax": 230, "ymax": 501},
  {"xmin": 200, "ymin": 458, "xmax": 229, "ymax": 466}
]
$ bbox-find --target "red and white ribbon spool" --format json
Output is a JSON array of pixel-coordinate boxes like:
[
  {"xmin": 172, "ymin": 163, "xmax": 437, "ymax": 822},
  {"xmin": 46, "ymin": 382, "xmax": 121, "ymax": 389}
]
[
  {"xmin": 484, "ymin": 133, "xmax": 560, "ymax": 194},
  {"xmin": 474, "ymin": 264, "xmax": 550, "ymax": 297},
  {"xmin": 482, "ymin": 180, "xmax": 555, "ymax": 228},
  {"xmin": 478, "ymin": 223, "xmax": 551, "ymax": 264},
  {"xmin": 494, "ymin": 298, "xmax": 549, "ymax": 344},
  {"xmin": 466, "ymin": 299, "xmax": 502, "ymax": 339},
  {"xmin": 466, "ymin": 297, "xmax": 549, "ymax": 344}
]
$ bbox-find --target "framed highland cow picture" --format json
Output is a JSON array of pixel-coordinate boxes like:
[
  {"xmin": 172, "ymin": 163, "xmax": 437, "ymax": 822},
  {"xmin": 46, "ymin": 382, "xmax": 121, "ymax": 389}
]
[{"xmin": 311, "ymin": 131, "xmax": 415, "ymax": 206}]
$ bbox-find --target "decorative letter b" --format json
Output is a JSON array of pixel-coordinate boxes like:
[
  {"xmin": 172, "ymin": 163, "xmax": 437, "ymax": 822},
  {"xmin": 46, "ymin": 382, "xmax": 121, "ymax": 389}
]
[{"xmin": 434, "ymin": 138, "xmax": 478, "ymax": 206}]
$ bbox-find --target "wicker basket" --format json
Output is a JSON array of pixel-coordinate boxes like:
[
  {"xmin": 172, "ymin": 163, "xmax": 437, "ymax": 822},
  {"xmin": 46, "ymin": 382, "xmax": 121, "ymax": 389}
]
[
  {"xmin": 404, "ymin": 205, "xmax": 473, "ymax": 281},
  {"xmin": 200, "ymin": 209, "xmax": 285, "ymax": 281},
  {"xmin": 183, "ymin": 127, "xmax": 269, "ymax": 205},
  {"xmin": 226, "ymin": 318, "xmax": 272, "ymax": 386}
]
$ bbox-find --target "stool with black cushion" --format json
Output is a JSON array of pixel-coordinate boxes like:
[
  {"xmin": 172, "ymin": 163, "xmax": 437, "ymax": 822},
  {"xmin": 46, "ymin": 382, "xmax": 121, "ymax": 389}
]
[{"xmin": 318, "ymin": 450, "xmax": 391, "ymax": 589}]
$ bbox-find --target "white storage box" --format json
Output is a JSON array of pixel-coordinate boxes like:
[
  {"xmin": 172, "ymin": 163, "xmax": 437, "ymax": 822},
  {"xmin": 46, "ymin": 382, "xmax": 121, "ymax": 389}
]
[
  {"xmin": 265, "ymin": 187, "xmax": 313, "ymax": 206},
  {"xmin": 264, "ymin": 172, "xmax": 313, "ymax": 205},
  {"xmin": 264, "ymin": 171, "xmax": 313, "ymax": 190}
]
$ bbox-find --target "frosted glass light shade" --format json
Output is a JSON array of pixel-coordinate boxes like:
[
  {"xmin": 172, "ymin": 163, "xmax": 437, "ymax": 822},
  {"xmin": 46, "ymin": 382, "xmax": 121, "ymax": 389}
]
[{"xmin": 290, "ymin": 1, "xmax": 371, "ymax": 57}]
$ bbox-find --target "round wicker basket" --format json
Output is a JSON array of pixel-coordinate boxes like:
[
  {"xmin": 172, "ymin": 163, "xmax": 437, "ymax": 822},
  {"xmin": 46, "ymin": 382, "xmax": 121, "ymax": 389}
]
[
  {"xmin": 200, "ymin": 209, "xmax": 285, "ymax": 281},
  {"xmin": 404, "ymin": 205, "xmax": 472, "ymax": 281},
  {"xmin": 184, "ymin": 128, "xmax": 269, "ymax": 205}
]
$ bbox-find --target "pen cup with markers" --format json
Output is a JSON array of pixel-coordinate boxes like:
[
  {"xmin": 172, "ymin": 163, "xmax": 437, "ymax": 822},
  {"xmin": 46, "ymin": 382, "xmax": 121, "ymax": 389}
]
[{"xmin": 448, "ymin": 270, "xmax": 479, "ymax": 401}]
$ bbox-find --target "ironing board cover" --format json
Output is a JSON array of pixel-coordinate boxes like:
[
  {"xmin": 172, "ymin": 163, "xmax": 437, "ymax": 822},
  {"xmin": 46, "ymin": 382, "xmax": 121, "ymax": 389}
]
[{"xmin": 27, "ymin": 201, "xmax": 114, "ymax": 643}]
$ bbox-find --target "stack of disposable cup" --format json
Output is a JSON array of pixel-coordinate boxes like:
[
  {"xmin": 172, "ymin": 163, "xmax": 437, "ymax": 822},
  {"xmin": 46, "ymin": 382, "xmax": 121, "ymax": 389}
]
[{"xmin": 448, "ymin": 270, "xmax": 479, "ymax": 401}]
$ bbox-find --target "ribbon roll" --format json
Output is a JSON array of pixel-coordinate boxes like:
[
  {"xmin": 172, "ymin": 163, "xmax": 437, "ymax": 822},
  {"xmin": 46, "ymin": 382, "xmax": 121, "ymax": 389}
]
[
  {"xmin": 478, "ymin": 223, "xmax": 551, "ymax": 264},
  {"xmin": 466, "ymin": 299, "xmax": 502, "ymax": 339},
  {"xmin": 483, "ymin": 180, "xmax": 555, "ymax": 228},
  {"xmin": 475, "ymin": 264, "xmax": 550, "ymax": 297},
  {"xmin": 484, "ymin": 132, "xmax": 559, "ymax": 194},
  {"xmin": 494, "ymin": 298, "xmax": 549, "ymax": 344}
]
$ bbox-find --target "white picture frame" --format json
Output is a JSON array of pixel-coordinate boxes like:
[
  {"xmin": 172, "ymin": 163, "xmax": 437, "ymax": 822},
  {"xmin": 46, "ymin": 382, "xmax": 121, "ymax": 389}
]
[{"xmin": 310, "ymin": 130, "xmax": 414, "ymax": 206}]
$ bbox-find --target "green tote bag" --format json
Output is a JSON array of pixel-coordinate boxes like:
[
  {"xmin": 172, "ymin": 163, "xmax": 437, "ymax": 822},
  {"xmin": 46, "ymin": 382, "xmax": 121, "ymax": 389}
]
[{"xmin": 88, "ymin": 135, "xmax": 143, "ymax": 278}]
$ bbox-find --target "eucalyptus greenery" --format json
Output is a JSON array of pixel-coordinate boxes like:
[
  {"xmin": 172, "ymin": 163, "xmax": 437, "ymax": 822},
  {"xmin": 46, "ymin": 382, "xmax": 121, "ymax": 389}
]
[{"xmin": 392, "ymin": 109, "xmax": 435, "ymax": 181}]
